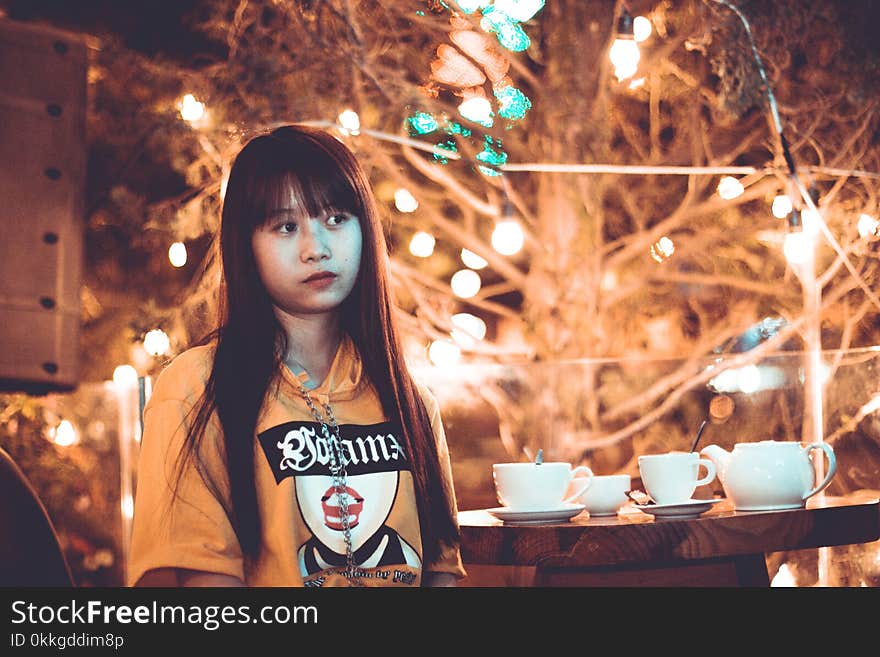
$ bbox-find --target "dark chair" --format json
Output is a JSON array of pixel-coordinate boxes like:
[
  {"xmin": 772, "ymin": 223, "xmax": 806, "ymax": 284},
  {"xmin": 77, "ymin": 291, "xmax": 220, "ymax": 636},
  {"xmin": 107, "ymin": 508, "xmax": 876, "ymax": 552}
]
[{"xmin": 0, "ymin": 446, "xmax": 74, "ymax": 586}]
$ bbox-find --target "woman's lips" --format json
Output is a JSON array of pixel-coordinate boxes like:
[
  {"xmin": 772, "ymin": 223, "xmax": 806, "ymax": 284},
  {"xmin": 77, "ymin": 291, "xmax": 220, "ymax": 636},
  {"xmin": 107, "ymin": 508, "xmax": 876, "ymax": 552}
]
[
  {"xmin": 303, "ymin": 273, "xmax": 337, "ymax": 288},
  {"xmin": 321, "ymin": 485, "xmax": 364, "ymax": 530}
]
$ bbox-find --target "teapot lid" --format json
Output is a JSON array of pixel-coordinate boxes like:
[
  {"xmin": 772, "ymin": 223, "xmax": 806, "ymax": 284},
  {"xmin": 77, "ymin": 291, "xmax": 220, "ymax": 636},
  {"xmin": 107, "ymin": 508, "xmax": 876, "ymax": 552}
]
[{"xmin": 737, "ymin": 440, "xmax": 798, "ymax": 448}]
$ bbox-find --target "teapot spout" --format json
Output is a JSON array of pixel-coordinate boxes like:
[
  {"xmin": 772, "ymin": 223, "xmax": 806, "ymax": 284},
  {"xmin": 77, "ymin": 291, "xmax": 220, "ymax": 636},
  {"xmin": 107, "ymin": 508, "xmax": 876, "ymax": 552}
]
[{"xmin": 699, "ymin": 444, "xmax": 731, "ymax": 484}]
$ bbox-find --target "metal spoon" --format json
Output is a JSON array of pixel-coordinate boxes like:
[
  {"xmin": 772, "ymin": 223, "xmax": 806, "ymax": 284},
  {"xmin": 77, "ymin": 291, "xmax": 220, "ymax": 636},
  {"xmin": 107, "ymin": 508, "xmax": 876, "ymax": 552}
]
[{"xmin": 689, "ymin": 419, "xmax": 709, "ymax": 453}]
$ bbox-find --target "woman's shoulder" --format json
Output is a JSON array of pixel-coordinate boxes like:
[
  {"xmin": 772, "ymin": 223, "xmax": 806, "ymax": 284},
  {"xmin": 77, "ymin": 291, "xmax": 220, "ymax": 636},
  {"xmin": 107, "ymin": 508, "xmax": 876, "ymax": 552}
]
[
  {"xmin": 149, "ymin": 344, "xmax": 216, "ymax": 405},
  {"xmin": 411, "ymin": 376, "xmax": 440, "ymax": 417}
]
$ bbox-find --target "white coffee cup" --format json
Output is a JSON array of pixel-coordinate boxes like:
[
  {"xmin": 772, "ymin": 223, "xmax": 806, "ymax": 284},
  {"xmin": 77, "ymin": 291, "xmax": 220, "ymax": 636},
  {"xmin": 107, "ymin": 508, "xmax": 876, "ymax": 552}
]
[
  {"xmin": 638, "ymin": 451, "xmax": 716, "ymax": 505},
  {"xmin": 570, "ymin": 474, "xmax": 631, "ymax": 516},
  {"xmin": 493, "ymin": 462, "xmax": 594, "ymax": 511}
]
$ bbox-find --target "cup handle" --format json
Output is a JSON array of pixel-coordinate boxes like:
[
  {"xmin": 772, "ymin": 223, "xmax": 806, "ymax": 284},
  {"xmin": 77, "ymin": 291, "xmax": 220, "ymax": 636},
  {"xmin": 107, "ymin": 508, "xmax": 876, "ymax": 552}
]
[
  {"xmin": 802, "ymin": 443, "xmax": 837, "ymax": 501},
  {"xmin": 563, "ymin": 466, "xmax": 594, "ymax": 504},
  {"xmin": 695, "ymin": 458, "xmax": 716, "ymax": 487}
]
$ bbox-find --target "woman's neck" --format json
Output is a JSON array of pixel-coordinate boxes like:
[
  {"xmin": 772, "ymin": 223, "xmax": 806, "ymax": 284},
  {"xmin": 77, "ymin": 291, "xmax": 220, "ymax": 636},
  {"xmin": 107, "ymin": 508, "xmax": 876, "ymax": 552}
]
[{"xmin": 277, "ymin": 312, "xmax": 342, "ymax": 385}]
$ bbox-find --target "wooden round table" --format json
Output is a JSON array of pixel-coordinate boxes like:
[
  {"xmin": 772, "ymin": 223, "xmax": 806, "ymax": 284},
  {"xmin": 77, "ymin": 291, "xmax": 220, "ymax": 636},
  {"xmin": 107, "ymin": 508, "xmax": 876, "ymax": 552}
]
[{"xmin": 456, "ymin": 492, "xmax": 880, "ymax": 586}]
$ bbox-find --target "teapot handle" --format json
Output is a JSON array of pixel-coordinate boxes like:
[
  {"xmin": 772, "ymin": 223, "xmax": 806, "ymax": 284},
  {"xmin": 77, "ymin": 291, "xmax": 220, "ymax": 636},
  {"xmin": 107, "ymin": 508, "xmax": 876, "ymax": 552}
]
[{"xmin": 802, "ymin": 443, "xmax": 837, "ymax": 501}]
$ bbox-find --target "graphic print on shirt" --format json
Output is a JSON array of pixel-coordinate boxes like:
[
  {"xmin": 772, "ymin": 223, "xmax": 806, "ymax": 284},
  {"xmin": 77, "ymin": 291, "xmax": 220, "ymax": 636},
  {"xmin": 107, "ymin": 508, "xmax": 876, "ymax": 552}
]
[{"xmin": 257, "ymin": 420, "xmax": 422, "ymax": 586}]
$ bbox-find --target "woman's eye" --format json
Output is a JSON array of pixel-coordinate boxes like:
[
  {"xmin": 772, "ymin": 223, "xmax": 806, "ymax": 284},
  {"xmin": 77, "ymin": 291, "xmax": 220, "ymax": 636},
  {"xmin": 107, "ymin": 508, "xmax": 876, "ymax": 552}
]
[
  {"xmin": 278, "ymin": 222, "xmax": 297, "ymax": 233},
  {"xmin": 327, "ymin": 213, "xmax": 351, "ymax": 226}
]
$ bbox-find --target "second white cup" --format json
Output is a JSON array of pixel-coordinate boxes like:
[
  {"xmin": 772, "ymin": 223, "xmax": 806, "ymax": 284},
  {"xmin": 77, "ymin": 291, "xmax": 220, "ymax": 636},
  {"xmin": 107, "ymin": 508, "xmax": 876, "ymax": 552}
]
[
  {"xmin": 637, "ymin": 451, "xmax": 716, "ymax": 505},
  {"xmin": 570, "ymin": 474, "xmax": 631, "ymax": 516}
]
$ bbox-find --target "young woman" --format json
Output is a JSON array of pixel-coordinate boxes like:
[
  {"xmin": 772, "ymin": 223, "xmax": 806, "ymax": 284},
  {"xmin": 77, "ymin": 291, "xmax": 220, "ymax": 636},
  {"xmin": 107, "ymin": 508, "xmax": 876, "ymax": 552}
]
[{"xmin": 128, "ymin": 125, "xmax": 465, "ymax": 587}]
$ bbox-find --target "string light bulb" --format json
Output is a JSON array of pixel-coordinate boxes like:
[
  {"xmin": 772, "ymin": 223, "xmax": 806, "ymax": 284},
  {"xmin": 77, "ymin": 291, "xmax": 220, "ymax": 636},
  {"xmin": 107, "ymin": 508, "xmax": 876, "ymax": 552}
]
[
  {"xmin": 458, "ymin": 96, "xmax": 494, "ymax": 128},
  {"xmin": 428, "ymin": 340, "xmax": 462, "ymax": 367},
  {"xmin": 409, "ymin": 231, "xmax": 436, "ymax": 257},
  {"xmin": 179, "ymin": 94, "xmax": 206, "ymax": 124},
  {"xmin": 633, "ymin": 16, "xmax": 652, "ymax": 42},
  {"xmin": 772, "ymin": 194, "xmax": 793, "ymax": 219},
  {"xmin": 49, "ymin": 419, "xmax": 79, "ymax": 447},
  {"xmin": 394, "ymin": 188, "xmax": 419, "ymax": 213},
  {"xmin": 609, "ymin": 9, "xmax": 640, "ymax": 81},
  {"xmin": 857, "ymin": 213, "xmax": 879, "ymax": 239},
  {"xmin": 451, "ymin": 269, "xmax": 482, "ymax": 298},
  {"xmin": 337, "ymin": 109, "xmax": 360, "ymax": 135},
  {"xmin": 112, "ymin": 364, "xmax": 139, "ymax": 389},
  {"xmin": 451, "ymin": 313, "xmax": 488, "ymax": 349},
  {"xmin": 143, "ymin": 329, "xmax": 171, "ymax": 357},
  {"xmin": 717, "ymin": 176, "xmax": 745, "ymax": 200},
  {"xmin": 461, "ymin": 248, "xmax": 488, "ymax": 269},
  {"xmin": 168, "ymin": 241, "xmax": 187, "ymax": 267},
  {"xmin": 650, "ymin": 236, "xmax": 675, "ymax": 262}
]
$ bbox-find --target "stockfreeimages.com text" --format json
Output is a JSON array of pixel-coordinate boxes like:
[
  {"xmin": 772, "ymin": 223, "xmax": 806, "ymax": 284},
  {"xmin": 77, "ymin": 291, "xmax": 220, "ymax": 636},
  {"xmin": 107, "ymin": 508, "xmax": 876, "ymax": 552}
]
[{"xmin": 11, "ymin": 600, "xmax": 317, "ymax": 631}]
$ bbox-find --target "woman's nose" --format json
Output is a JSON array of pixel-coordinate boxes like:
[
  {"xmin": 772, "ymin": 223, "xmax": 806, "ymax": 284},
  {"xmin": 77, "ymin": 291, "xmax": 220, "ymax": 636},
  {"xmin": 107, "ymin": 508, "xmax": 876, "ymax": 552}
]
[{"xmin": 299, "ymin": 222, "xmax": 330, "ymax": 262}]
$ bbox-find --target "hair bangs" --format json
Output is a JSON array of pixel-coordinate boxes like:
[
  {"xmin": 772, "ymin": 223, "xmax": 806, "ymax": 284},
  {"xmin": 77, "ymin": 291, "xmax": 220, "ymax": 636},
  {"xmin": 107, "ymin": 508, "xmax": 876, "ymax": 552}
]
[{"xmin": 252, "ymin": 156, "xmax": 362, "ymax": 231}]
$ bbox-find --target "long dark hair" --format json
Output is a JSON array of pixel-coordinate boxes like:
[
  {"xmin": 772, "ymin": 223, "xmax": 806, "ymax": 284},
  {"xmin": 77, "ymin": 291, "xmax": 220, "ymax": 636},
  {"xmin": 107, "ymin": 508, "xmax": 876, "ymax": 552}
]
[{"xmin": 174, "ymin": 124, "xmax": 459, "ymax": 568}]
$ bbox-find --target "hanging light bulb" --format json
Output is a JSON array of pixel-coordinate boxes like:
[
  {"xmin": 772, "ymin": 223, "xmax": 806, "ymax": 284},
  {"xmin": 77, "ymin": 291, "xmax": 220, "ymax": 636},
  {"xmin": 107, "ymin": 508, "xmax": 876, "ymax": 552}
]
[
  {"xmin": 717, "ymin": 176, "xmax": 745, "ymax": 200},
  {"xmin": 461, "ymin": 248, "xmax": 488, "ymax": 270},
  {"xmin": 394, "ymin": 188, "xmax": 419, "ymax": 213},
  {"xmin": 168, "ymin": 241, "xmax": 187, "ymax": 267},
  {"xmin": 858, "ymin": 213, "xmax": 879, "ymax": 238},
  {"xmin": 179, "ymin": 94, "xmax": 206, "ymax": 124},
  {"xmin": 143, "ymin": 329, "xmax": 171, "ymax": 357},
  {"xmin": 451, "ymin": 269, "xmax": 482, "ymax": 298},
  {"xmin": 772, "ymin": 195, "xmax": 793, "ymax": 219},
  {"xmin": 801, "ymin": 207, "xmax": 821, "ymax": 237},
  {"xmin": 783, "ymin": 232, "xmax": 809, "ymax": 265},
  {"xmin": 609, "ymin": 9, "xmax": 640, "ymax": 82},
  {"xmin": 633, "ymin": 16, "xmax": 652, "ymax": 42},
  {"xmin": 451, "ymin": 313, "xmax": 487, "ymax": 349},
  {"xmin": 492, "ymin": 221, "xmax": 524, "ymax": 255},
  {"xmin": 337, "ymin": 109, "xmax": 360, "ymax": 135},
  {"xmin": 783, "ymin": 209, "xmax": 809, "ymax": 265},
  {"xmin": 409, "ymin": 231, "xmax": 436, "ymax": 257}
]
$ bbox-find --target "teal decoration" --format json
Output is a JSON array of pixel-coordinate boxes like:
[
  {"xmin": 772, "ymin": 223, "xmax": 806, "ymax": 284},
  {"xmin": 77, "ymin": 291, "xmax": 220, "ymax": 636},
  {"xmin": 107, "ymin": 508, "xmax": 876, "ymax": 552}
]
[
  {"xmin": 495, "ymin": 85, "xmax": 532, "ymax": 120},
  {"xmin": 408, "ymin": 111, "xmax": 439, "ymax": 135},
  {"xmin": 445, "ymin": 121, "xmax": 472, "ymax": 138},
  {"xmin": 481, "ymin": 6, "xmax": 531, "ymax": 52},
  {"xmin": 434, "ymin": 139, "xmax": 458, "ymax": 164},
  {"xmin": 477, "ymin": 135, "xmax": 508, "ymax": 173}
]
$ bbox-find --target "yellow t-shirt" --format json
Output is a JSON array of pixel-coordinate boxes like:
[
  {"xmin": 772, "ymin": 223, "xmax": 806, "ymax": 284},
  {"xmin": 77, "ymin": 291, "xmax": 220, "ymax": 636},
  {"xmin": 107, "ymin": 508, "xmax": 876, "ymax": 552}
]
[{"xmin": 127, "ymin": 334, "xmax": 465, "ymax": 587}]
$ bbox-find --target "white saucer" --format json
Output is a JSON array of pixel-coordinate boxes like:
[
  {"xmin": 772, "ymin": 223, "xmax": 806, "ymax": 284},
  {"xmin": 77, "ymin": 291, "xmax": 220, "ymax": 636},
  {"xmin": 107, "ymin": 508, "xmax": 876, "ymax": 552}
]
[
  {"xmin": 487, "ymin": 503, "xmax": 586, "ymax": 524},
  {"xmin": 634, "ymin": 498, "xmax": 723, "ymax": 519}
]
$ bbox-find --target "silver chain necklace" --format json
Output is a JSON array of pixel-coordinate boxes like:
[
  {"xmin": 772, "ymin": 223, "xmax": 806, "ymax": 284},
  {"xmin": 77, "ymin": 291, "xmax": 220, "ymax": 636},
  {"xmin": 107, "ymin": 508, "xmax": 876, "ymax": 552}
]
[{"xmin": 296, "ymin": 385, "xmax": 363, "ymax": 586}]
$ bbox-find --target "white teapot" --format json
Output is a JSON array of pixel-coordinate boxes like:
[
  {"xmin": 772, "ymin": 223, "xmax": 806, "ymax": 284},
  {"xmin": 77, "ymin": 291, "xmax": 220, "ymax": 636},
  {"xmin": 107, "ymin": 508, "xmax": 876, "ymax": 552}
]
[{"xmin": 700, "ymin": 440, "xmax": 836, "ymax": 511}]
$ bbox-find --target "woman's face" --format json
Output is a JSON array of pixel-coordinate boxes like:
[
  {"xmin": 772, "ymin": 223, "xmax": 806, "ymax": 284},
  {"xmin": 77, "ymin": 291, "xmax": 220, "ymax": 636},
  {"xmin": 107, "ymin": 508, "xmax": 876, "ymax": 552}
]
[{"xmin": 251, "ymin": 185, "xmax": 363, "ymax": 318}]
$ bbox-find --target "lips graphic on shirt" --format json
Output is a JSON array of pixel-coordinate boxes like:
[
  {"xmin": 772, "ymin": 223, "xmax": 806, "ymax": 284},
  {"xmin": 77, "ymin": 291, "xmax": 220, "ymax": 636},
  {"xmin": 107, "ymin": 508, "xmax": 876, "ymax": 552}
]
[{"xmin": 321, "ymin": 485, "xmax": 364, "ymax": 530}]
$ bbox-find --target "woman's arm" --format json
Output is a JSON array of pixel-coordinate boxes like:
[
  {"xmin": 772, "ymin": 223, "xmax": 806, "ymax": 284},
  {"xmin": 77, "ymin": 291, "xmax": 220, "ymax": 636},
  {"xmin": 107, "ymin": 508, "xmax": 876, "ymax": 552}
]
[
  {"xmin": 424, "ymin": 572, "xmax": 458, "ymax": 587},
  {"xmin": 177, "ymin": 569, "xmax": 246, "ymax": 587}
]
